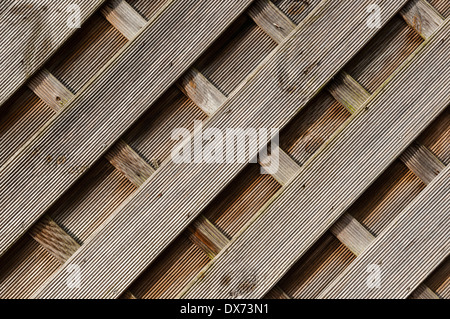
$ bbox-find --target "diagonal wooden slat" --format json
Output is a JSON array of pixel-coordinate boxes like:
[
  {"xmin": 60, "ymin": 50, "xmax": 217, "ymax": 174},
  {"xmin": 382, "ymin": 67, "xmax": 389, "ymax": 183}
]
[
  {"xmin": 319, "ymin": 165, "xmax": 449, "ymax": 299},
  {"xmin": 0, "ymin": 0, "xmax": 107, "ymax": 106},
  {"xmin": 329, "ymin": 213, "xmax": 439, "ymax": 298},
  {"xmin": 32, "ymin": 0, "xmax": 413, "ymax": 299},
  {"xmin": 0, "ymin": 0, "xmax": 255, "ymax": 257},
  {"xmin": 179, "ymin": 18, "xmax": 450, "ymax": 298}
]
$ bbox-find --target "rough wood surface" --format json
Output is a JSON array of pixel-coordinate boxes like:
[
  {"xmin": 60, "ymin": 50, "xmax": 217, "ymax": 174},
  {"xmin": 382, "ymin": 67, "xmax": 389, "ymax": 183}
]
[
  {"xmin": 327, "ymin": 72, "xmax": 371, "ymax": 114},
  {"xmin": 177, "ymin": 68, "xmax": 227, "ymax": 116},
  {"xmin": 0, "ymin": 0, "xmax": 255, "ymax": 257},
  {"xmin": 100, "ymin": 0, "xmax": 146, "ymax": 40},
  {"xmin": 0, "ymin": 0, "xmax": 106, "ymax": 105},
  {"xmin": 28, "ymin": 215, "xmax": 80, "ymax": 264},
  {"xmin": 320, "ymin": 165, "xmax": 449, "ymax": 299},
  {"xmin": 180, "ymin": 19, "xmax": 450, "ymax": 298},
  {"xmin": 260, "ymin": 149, "xmax": 300, "ymax": 186},
  {"xmin": 27, "ymin": 69, "xmax": 74, "ymax": 112},
  {"xmin": 399, "ymin": 141, "xmax": 445, "ymax": 185},
  {"xmin": 247, "ymin": 0, "xmax": 296, "ymax": 44},
  {"xmin": 104, "ymin": 139, "xmax": 155, "ymax": 187},
  {"xmin": 400, "ymin": 0, "xmax": 444, "ymax": 39},
  {"xmin": 31, "ymin": 0, "xmax": 411, "ymax": 299}
]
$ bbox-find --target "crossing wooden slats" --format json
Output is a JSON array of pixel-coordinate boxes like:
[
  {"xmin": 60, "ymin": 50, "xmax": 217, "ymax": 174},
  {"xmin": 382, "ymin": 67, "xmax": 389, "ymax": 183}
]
[
  {"xmin": 247, "ymin": 0, "xmax": 296, "ymax": 44},
  {"xmin": 421, "ymin": 258, "xmax": 450, "ymax": 298},
  {"xmin": 319, "ymin": 165, "xmax": 449, "ymax": 299},
  {"xmin": 0, "ymin": 0, "xmax": 107, "ymax": 105},
  {"xmin": 343, "ymin": 15, "xmax": 424, "ymax": 94},
  {"xmin": 0, "ymin": 0, "xmax": 255, "ymax": 257},
  {"xmin": 28, "ymin": 215, "xmax": 80, "ymax": 264},
  {"xmin": 177, "ymin": 68, "xmax": 227, "ymax": 116},
  {"xmin": 27, "ymin": 69, "xmax": 74, "ymax": 112},
  {"xmin": 180, "ymin": 19, "xmax": 450, "ymax": 298},
  {"xmin": 0, "ymin": 89, "xmax": 53, "ymax": 167},
  {"xmin": 32, "ymin": 0, "xmax": 412, "ymax": 299},
  {"xmin": 272, "ymin": 0, "xmax": 321, "ymax": 25},
  {"xmin": 329, "ymin": 213, "xmax": 375, "ymax": 257},
  {"xmin": 246, "ymin": 5, "xmax": 368, "ymax": 116},
  {"xmin": 260, "ymin": 149, "xmax": 300, "ymax": 186},
  {"xmin": 104, "ymin": 139, "xmax": 155, "ymax": 187},
  {"xmin": 100, "ymin": 0, "xmax": 146, "ymax": 40},
  {"xmin": 187, "ymin": 216, "xmax": 230, "ymax": 259},
  {"xmin": 409, "ymin": 285, "xmax": 440, "ymax": 299},
  {"xmin": 328, "ymin": 212, "xmax": 438, "ymax": 298},
  {"xmin": 27, "ymin": 65, "xmax": 155, "ymax": 188},
  {"xmin": 327, "ymin": 72, "xmax": 371, "ymax": 114},
  {"xmin": 399, "ymin": 141, "xmax": 446, "ymax": 184},
  {"xmin": 400, "ymin": 0, "xmax": 445, "ymax": 39}
]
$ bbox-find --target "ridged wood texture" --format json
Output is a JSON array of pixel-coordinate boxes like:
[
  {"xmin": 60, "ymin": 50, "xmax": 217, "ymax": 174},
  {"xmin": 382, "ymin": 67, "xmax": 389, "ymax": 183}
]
[
  {"xmin": 181, "ymin": 18, "xmax": 450, "ymax": 298},
  {"xmin": 0, "ymin": 0, "xmax": 255, "ymax": 257},
  {"xmin": 32, "ymin": 0, "xmax": 413, "ymax": 299},
  {"xmin": 0, "ymin": 0, "xmax": 106, "ymax": 105},
  {"xmin": 320, "ymin": 166, "xmax": 449, "ymax": 298}
]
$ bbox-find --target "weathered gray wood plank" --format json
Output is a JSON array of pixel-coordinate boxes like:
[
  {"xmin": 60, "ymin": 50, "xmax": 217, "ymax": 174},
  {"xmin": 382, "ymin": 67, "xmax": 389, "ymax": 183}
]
[
  {"xmin": 0, "ymin": 0, "xmax": 255, "ymax": 257},
  {"xmin": 31, "ymin": 0, "xmax": 411, "ymax": 299},
  {"xmin": 320, "ymin": 165, "xmax": 449, "ymax": 299},
  {"xmin": 179, "ymin": 19, "xmax": 450, "ymax": 298},
  {"xmin": 0, "ymin": 0, "xmax": 107, "ymax": 105}
]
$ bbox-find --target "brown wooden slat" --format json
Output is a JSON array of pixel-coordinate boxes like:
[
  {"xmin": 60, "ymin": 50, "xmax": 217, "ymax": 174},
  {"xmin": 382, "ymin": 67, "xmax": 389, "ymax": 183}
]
[
  {"xmin": 101, "ymin": 0, "xmax": 147, "ymax": 40},
  {"xmin": 247, "ymin": 0, "xmax": 296, "ymax": 43},
  {"xmin": 177, "ymin": 68, "xmax": 227, "ymax": 116},
  {"xmin": 104, "ymin": 139, "xmax": 155, "ymax": 187},
  {"xmin": 400, "ymin": 0, "xmax": 445, "ymax": 39},
  {"xmin": 27, "ymin": 69, "xmax": 74, "ymax": 112},
  {"xmin": 28, "ymin": 215, "xmax": 80, "ymax": 264},
  {"xmin": 399, "ymin": 141, "xmax": 446, "ymax": 185}
]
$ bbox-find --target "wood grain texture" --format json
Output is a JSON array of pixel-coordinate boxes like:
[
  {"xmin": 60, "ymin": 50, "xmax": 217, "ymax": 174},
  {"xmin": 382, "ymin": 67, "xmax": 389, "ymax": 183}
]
[
  {"xmin": 28, "ymin": 215, "xmax": 80, "ymax": 264},
  {"xmin": 400, "ymin": 0, "xmax": 444, "ymax": 39},
  {"xmin": 100, "ymin": 0, "xmax": 146, "ymax": 40},
  {"xmin": 399, "ymin": 141, "xmax": 445, "ymax": 185},
  {"xmin": 0, "ymin": 0, "xmax": 255, "ymax": 257},
  {"xmin": 104, "ymin": 139, "xmax": 155, "ymax": 187},
  {"xmin": 32, "ymin": 0, "xmax": 411, "ymax": 299},
  {"xmin": 27, "ymin": 69, "xmax": 74, "ymax": 112},
  {"xmin": 320, "ymin": 165, "xmax": 449, "ymax": 299},
  {"xmin": 177, "ymin": 68, "xmax": 227, "ymax": 116},
  {"xmin": 327, "ymin": 72, "xmax": 371, "ymax": 114},
  {"xmin": 187, "ymin": 215, "xmax": 230, "ymax": 259},
  {"xmin": 247, "ymin": 0, "xmax": 296, "ymax": 44},
  {"xmin": 180, "ymin": 19, "xmax": 450, "ymax": 298},
  {"xmin": 329, "ymin": 213, "xmax": 374, "ymax": 257},
  {"xmin": 260, "ymin": 149, "xmax": 300, "ymax": 186},
  {"xmin": 0, "ymin": 0, "xmax": 106, "ymax": 105}
]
